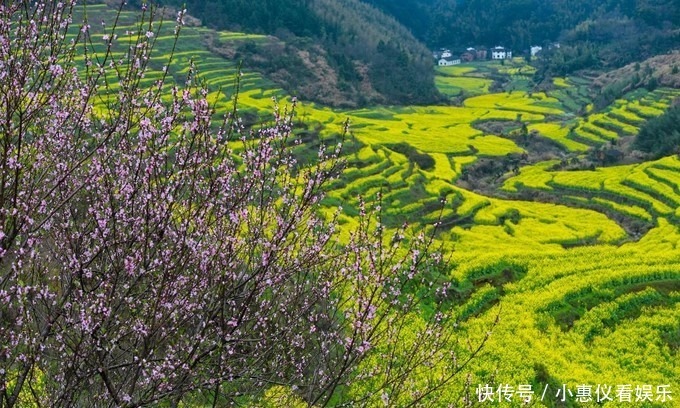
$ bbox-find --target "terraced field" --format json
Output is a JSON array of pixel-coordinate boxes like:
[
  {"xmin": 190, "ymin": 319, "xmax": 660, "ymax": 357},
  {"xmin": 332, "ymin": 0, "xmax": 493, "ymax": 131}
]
[
  {"xmin": 504, "ymin": 156, "xmax": 680, "ymax": 237},
  {"xmin": 457, "ymin": 245, "xmax": 680, "ymax": 399},
  {"xmin": 76, "ymin": 4, "xmax": 680, "ymax": 405},
  {"xmin": 317, "ymin": 70, "xmax": 679, "ymax": 402},
  {"xmin": 435, "ymin": 65, "xmax": 493, "ymax": 97},
  {"xmin": 572, "ymin": 89, "xmax": 680, "ymax": 148}
]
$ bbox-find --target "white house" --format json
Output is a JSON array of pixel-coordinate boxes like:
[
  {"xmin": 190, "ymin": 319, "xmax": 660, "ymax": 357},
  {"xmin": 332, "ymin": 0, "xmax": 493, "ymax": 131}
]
[
  {"xmin": 491, "ymin": 46, "xmax": 512, "ymax": 60},
  {"xmin": 441, "ymin": 49, "xmax": 453, "ymax": 58},
  {"xmin": 438, "ymin": 57, "xmax": 461, "ymax": 66},
  {"xmin": 530, "ymin": 45, "xmax": 543, "ymax": 57}
]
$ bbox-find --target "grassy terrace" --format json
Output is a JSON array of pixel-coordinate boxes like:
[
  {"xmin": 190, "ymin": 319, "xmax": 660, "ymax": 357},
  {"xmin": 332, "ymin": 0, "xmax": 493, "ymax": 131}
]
[
  {"xmin": 503, "ymin": 156, "xmax": 680, "ymax": 230},
  {"xmin": 435, "ymin": 65, "xmax": 493, "ymax": 97},
  {"xmin": 75, "ymin": 4, "xmax": 680, "ymax": 403}
]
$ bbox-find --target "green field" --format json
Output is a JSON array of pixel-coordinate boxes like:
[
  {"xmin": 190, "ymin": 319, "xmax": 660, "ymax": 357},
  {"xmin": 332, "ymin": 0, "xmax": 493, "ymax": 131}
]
[
  {"xmin": 73, "ymin": 5, "xmax": 680, "ymax": 405},
  {"xmin": 435, "ymin": 65, "xmax": 493, "ymax": 97}
]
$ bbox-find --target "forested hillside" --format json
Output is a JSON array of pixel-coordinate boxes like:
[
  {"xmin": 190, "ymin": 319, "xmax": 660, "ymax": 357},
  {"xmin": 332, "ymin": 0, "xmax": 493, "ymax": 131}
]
[
  {"xmin": 367, "ymin": 0, "xmax": 680, "ymax": 75},
  {"xmin": 123, "ymin": 0, "xmax": 680, "ymax": 106},
  {"xmin": 142, "ymin": 0, "xmax": 441, "ymax": 107}
]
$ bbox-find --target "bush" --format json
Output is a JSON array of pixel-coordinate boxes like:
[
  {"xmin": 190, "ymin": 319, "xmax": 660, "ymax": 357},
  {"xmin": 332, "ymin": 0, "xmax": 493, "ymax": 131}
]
[
  {"xmin": 633, "ymin": 103, "xmax": 680, "ymax": 157},
  {"xmin": 385, "ymin": 143, "xmax": 435, "ymax": 170}
]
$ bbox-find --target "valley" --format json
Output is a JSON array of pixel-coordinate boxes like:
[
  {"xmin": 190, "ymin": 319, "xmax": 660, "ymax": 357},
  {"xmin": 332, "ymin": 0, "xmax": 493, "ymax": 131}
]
[{"xmin": 17, "ymin": 2, "xmax": 680, "ymax": 405}]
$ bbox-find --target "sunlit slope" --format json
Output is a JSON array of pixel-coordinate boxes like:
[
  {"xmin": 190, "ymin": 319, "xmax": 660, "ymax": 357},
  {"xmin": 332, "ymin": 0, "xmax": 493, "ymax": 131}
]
[
  {"xmin": 454, "ymin": 244, "xmax": 680, "ymax": 399},
  {"xmin": 72, "ymin": 4, "xmax": 291, "ymax": 120},
  {"xmin": 572, "ymin": 89, "xmax": 680, "ymax": 147},
  {"xmin": 75, "ymin": 3, "xmax": 637, "ymax": 251},
  {"xmin": 324, "ymin": 144, "xmax": 627, "ymax": 251},
  {"xmin": 435, "ymin": 65, "xmax": 493, "ymax": 97},
  {"xmin": 504, "ymin": 156, "xmax": 680, "ymax": 239},
  {"xmin": 77, "ymin": 5, "xmax": 680, "ymax": 250},
  {"xmin": 542, "ymin": 80, "xmax": 680, "ymax": 150}
]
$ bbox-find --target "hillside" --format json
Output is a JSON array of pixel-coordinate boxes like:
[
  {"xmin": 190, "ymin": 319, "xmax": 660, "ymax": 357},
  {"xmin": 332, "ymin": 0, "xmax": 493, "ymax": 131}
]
[
  {"xmin": 368, "ymin": 0, "xmax": 680, "ymax": 74},
  {"xmin": 143, "ymin": 0, "xmax": 441, "ymax": 107},
  {"xmin": 368, "ymin": 0, "xmax": 680, "ymax": 47},
  {"xmin": 132, "ymin": 0, "xmax": 680, "ymax": 107}
]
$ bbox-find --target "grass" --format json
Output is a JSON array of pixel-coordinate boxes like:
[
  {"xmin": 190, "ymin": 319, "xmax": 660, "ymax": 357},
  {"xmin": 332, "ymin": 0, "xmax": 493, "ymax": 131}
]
[
  {"xmin": 435, "ymin": 76, "xmax": 492, "ymax": 97},
  {"xmin": 552, "ymin": 77, "xmax": 570, "ymax": 88},
  {"xmin": 436, "ymin": 66, "xmax": 478, "ymax": 76},
  {"xmin": 504, "ymin": 156, "xmax": 680, "ymax": 225},
  {"xmin": 464, "ymin": 92, "xmax": 565, "ymax": 116},
  {"xmin": 529, "ymin": 123, "xmax": 590, "ymax": 151},
  {"xmin": 435, "ymin": 65, "xmax": 493, "ymax": 98}
]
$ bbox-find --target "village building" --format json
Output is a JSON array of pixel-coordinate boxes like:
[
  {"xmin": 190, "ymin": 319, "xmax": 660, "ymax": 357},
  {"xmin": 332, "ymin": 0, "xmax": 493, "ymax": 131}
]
[
  {"xmin": 460, "ymin": 49, "xmax": 476, "ymax": 62},
  {"xmin": 459, "ymin": 47, "xmax": 487, "ymax": 61},
  {"xmin": 491, "ymin": 46, "xmax": 512, "ymax": 60},
  {"xmin": 432, "ymin": 45, "xmax": 491, "ymax": 65},
  {"xmin": 433, "ymin": 48, "xmax": 454, "ymax": 60},
  {"xmin": 438, "ymin": 57, "xmax": 461, "ymax": 66},
  {"xmin": 530, "ymin": 45, "xmax": 543, "ymax": 57}
]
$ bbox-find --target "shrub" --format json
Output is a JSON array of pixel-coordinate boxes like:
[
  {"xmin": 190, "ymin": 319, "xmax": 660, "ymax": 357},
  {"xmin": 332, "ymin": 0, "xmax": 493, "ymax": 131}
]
[
  {"xmin": 634, "ymin": 103, "xmax": 680, "ymax": 157},
  {"xmin": 385, "ymin": 143, "xmax": 435, "ymax": 170}
]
